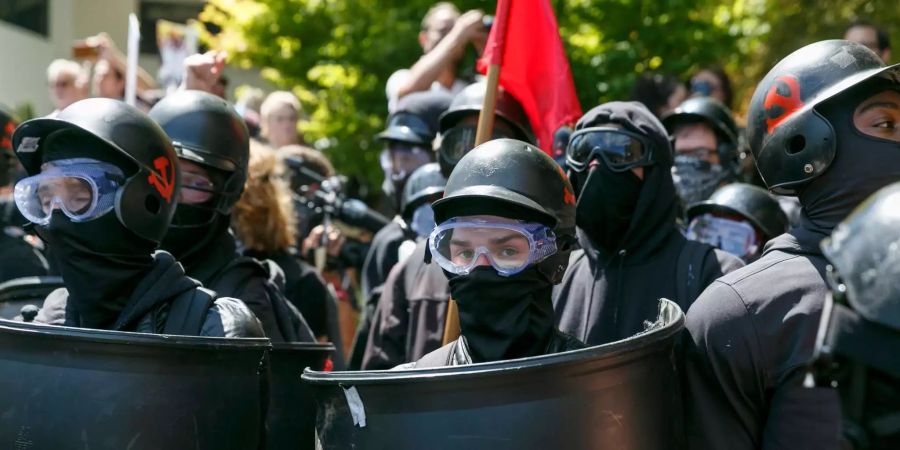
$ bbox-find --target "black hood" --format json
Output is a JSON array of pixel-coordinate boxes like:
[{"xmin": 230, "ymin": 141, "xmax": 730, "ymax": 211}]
[
  {"xmin": 573, "ymin": 102, "xmax": 679, "ymax": 264},
  {"xmin": 112, "ymin": 251, "xmax": 202, "ymax": 330}
]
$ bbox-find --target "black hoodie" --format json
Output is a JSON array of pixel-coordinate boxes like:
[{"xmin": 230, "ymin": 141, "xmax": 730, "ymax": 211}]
[
  {"xmin": 35, "ymin": 251, "xmax": 264, "ymax": 337},
  {"xmin": 553, "ymin": 102, "xmax": 743, "ymax": 345}
]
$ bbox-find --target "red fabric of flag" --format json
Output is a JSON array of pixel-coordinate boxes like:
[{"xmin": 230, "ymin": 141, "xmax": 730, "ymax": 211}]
[{"xmin": 477, "ymin": 0, "xmax": 582, "ymax": 153}]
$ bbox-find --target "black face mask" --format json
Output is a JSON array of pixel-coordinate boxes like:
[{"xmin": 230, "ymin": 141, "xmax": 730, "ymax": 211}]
[
  {"xmin": 36, "ymin": 211, "xmax": 155, "ymax": 329},
  {"xmin": 574, "ymin": 162, "xmax": 643, "ymax": 254},
  {"xmin": 801, "ymin": 86, "xmax": 900, "ymax": 234},
  {"xmin": 448, "ymin": 266, "xmax": 555, "ymax": 363},
  {"xmin": 160, "ymin": 203, "xmax": 220, "ymax": 261}
]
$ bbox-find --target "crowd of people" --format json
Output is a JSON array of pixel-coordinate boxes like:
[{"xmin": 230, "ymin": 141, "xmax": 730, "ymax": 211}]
[{"xmin": 0, "ymin": 3, "xmax": 897, "ymax": 448}]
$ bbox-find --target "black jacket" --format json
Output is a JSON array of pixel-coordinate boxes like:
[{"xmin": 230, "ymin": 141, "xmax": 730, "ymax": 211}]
[
  {"xmin": 361, "ymin": 218, "xmax": 409, "ymax": 302},
  {"xmin": 401, "ymin": 330, "xmax": 585, "ymax": 369},
  {"xmin": 34, "ymin": 252, "xmax": 264, "ymax": 337},
  {"xmin": 246, "ymin": 248, "xmax": 329, "ymax": 338},
  {"xmin": 186, "ymin": 230, "xmax": 311, "ymax": 342},
  {"xmin": 682, "ymin": 226, "xmax": 842, "ymax": 449},
  {"xmin": 362, "ymin": 241, "xmax": 450, "ymax": 369},
  {"xmin": 554, "ymin": 163, "xmax": 743, "ymax": 345}
]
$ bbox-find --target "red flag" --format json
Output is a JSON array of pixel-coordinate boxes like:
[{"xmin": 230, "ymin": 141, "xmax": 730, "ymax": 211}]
[{"xmin": 477, "ymin": 0, "xmax": 582, "ymax": 153}]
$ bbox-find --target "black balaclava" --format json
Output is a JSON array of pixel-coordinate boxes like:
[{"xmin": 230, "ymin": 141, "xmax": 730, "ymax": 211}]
[
  {"xmin": 159, "ymin": 163, "xmax": 235, "ymax": 280},
  {"xmin": 35, "ymin": 132, "xmax": 155, "ymax": 329},
  {"xmin": 447, "ymin": 266, "xmax": 555, "ymax": 363},
  {"xmin": 799, "ymin": 78, "xmax": 900, "ymax": 236},
  {"xmin": 570, "ymin": 102, "xmax": 675, "ymax": 256}
]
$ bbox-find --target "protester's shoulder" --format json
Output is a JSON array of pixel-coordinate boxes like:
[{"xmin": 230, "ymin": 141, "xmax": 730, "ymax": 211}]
[
  {"xmin": 710, "ymin": 248, "xmax": 745, "ymax": 274},
  {"xmin": 201, "ymin": 296, "xmax": 265, "ymax": 338}
]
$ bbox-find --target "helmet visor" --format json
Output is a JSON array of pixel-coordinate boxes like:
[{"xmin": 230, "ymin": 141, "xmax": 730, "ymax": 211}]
[
  {"xmin": 566, "ymin": 127, "xmax": 652, "ymax": 173},
  {"xmin": 686, "ymin": 213, "xmax": 759, "ymax": 259},
  {"xmin": 429, "ymin": 217, "xmax": 557, "ymax": 277},
  {"xmin": 14, "ymin": 158, "xmax": 124, "ymax": 225}
]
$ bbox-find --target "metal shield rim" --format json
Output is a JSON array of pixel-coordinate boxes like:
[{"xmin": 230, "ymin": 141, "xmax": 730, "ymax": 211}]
[{"xmin": 302, "ymin": 298, "xmax": 684, "ymax": 384}]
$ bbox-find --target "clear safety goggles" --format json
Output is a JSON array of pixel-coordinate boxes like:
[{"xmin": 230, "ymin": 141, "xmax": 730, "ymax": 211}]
[
  {"xmin": 428, "ymin": 217, "xmax": 558, "ymax": 277},
  {"xmin": 409, "ymin": 203, "xmax": 436, "ymax": 238},
  {"xmin": 566, "ymin": 127, "xmax": 653, "ymax": 173},
  {"xmin": 380, "ymin": 143, "xmax": 432, "ymax": 182},
  {"xmin": 686, "ymin": 213, "xmax": 759, "ymax": 259},
  {"xmin": 14, "ymin": 158, "xmax": 125, "ymax": 225}
]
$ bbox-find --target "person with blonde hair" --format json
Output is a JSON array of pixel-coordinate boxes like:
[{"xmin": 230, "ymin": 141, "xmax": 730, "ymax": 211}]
[
  {"xmin": 46, "ymin": 59, "xmax": 88, "ymax": 116},
  {"xmin": 233, "ymin": 141, "xmax": 331, "ymax": 339},
  {"xmin": 260, "ymin": 91, "xmax": 303, "ymax": 149}
]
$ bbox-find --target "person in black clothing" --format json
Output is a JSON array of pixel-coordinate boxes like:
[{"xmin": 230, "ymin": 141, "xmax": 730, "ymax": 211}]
[
  {"xmin": 11, "ymin": 98, "xmax": 262, "ymax": 337},
  {"xmin": 233, "ymin": 141, "xmax": 331, "ymax": 339},
  {"xmin": 350, "ymin": 162, "xmax": 446, "ymax": 368},
  {"xmin": 553, "ymin": 101, "xmax": 743, "ymax": 346},
  {"xmin": 354, "ymin": 92, "xmax": 451, "ymax": 367},
  {"xmin": 402, "ymin": 138, "xmax": 584, "ymax": 368},
  {"xmin": 683, "ymin": 40, "xmax": 900, "ymax": 449},
  {"xmin": 0, "ymin": 104, "xmax": 48, "ymax": 283},
  {"xmin": 361, "ymin": 82, "xmax": 534, "ymax": 369},
  {"xmin": 149, "ymin": 90, "xmax": 312, "ymax": 343},
  {"xmin": 809, "ymin": 181, "xmax": 900, "ymax": 450}
]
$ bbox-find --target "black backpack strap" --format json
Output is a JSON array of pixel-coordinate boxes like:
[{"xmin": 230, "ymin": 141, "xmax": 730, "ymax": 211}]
[{"xmin": 163, "ymin": 287, "xmax": 217, "ymax": 335}]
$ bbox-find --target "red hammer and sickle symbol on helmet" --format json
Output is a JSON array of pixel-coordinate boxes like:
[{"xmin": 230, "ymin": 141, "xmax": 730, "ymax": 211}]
[
  {"xmin": 147, "ymin": 156, "xmax": 175, "ymax": 203},
  {"xmin": 763, "ymin": 75, "xmax": 804, "ymax": 135}
]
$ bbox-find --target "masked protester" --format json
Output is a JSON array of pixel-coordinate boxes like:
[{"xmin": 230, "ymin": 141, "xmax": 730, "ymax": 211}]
[
  {"xmin": 10, "ymin": 98, "xmax": 262, "ymax": 336},
  {"xmin": 683, "ymin": 40, "xmax": 900, "ymax": 449},
  {"xmin": 350, "ymin": 162, "xmax": 446, "ymax": 368},
  {"xmin": 398, "ymin": 139, "xmax": 584, "ymax": 368},
  {"xmin": 662, "ymin": 97, "xmax": 740, "ymax": 212},
  {"xmin": 685, "ymin": 183, "xmax": 789, "ymax": 263},
  {"xmin": 553, "ymin": 101, "xmax": 743, "ymax": 345},
  {"xmin": 149, "ymin": 90, "xmax": 313, "ymax": 343},
  {"xmin": 358, "ymin": 93, "xmax": 450, "ymax": 347},
  {"xmin": 361, "ymin": 83, "xmax": 533, "ymax": 369},
  {"xmin": 808, "ymin": 182, "xmax": 900, "ymax": 450},
  {"xmin": 0, "ymin": 105, "xmax": 49, "ymax": 283}
]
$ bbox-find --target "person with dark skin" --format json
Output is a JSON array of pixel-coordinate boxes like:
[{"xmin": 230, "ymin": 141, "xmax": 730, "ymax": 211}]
[
  {"xmin": 149, "ymin": 90, "xmax": 312, "ymax": 343},
  {"xmin": 685, "ymin": 183, "xmax": 789, "ymax": 263},
  {"xmin": 683, "ymin": 40, "xmax": 900, "ymax": 449},
  {"xmin": 361, "ymin": 82, "xmax": 534, "ymax": 369},
  {"xmin": 401, "ymin": 138, "xmax": 584, "ymax": 368},
  {"xmin": 662, "ymin": 97, "xmax": 741, "ymax": 210},
  {"xmin": 13, "ymin": 98, "xmax": 262, "ymax": 337},
  {"xmin": 553, "ymin": 101, "xmax": 743, "ymax": 346}
]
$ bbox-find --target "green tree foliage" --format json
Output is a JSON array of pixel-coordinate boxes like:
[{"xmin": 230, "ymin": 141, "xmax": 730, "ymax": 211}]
[{"xmin": 202, "ymin": 0, "xmax": 897, "ymax": 190}]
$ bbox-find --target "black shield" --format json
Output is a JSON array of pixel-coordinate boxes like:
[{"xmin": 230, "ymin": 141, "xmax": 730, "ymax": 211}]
[
  {"xmin": 266, "ymin": 342, "xmax": 334, "ymax": 450},
  {"xmin": 303, "ymin": 299, "xmax": 684, "ymax": 450},
  {"xmin": 0, "ymin": 319, "xmax": 269, "ymax": 449}
]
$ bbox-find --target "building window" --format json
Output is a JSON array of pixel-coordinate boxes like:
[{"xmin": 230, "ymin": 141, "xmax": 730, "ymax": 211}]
[{"xmin": 0, "ymin": 0, "xmax": 50, "ymax": 37}]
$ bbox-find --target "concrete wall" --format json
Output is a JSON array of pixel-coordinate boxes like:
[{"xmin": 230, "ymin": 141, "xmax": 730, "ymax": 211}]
[{"xmin": 0, "ymin": 0, "xmax": 271, "ymax": 117}]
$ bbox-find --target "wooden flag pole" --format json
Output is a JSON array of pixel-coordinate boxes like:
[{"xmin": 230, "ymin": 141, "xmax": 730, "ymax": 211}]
[{"xmin": 442, "ymin": 1, "xmax": 509, "ymax": 346}]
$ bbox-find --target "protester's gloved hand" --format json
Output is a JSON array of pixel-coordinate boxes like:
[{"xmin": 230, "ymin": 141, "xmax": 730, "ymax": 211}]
[{"xmin": 33, "ymin": 288, "xmax": 69, "ymax": 326}]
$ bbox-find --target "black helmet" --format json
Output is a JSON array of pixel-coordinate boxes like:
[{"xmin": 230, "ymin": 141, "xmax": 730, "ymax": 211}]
[
  {"xmin": 747, "ymin": 40, "xmax": 900, "ymax": 195},
  {"xmin": 400, "ymin": 162, "xmax": 445, "ymax": 220},
  {"xmin": 662, "ymin": 97, "xmax": 739, "ymax": 167},
  {"xmin": 686, "ymin": 183, "xmax": 789, "ymax": 240},
  {"xmin": 821, "ymin": 182, "xmax": 900, "ymax": 332},
  {"xmin": 11, "ymin": 98, "xmax": 179, "ymax": 243},
  {"xmin": 432, "ymin": 139, "xmax": 576, "ymax": 283},
  {"xmin": 148, "ymin": 90, "xmax": 249, "ymax": 214},
  {"xmin": 436, "ymin": 83, "xmax": 534, "ymax": 177},
  {"xmin": 439, "ymin": 82, "xmax": 533, "ymax": 142},
  {"xmin": 378, "ymin": 91, "xmax": 452, "ymax": 146}
]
